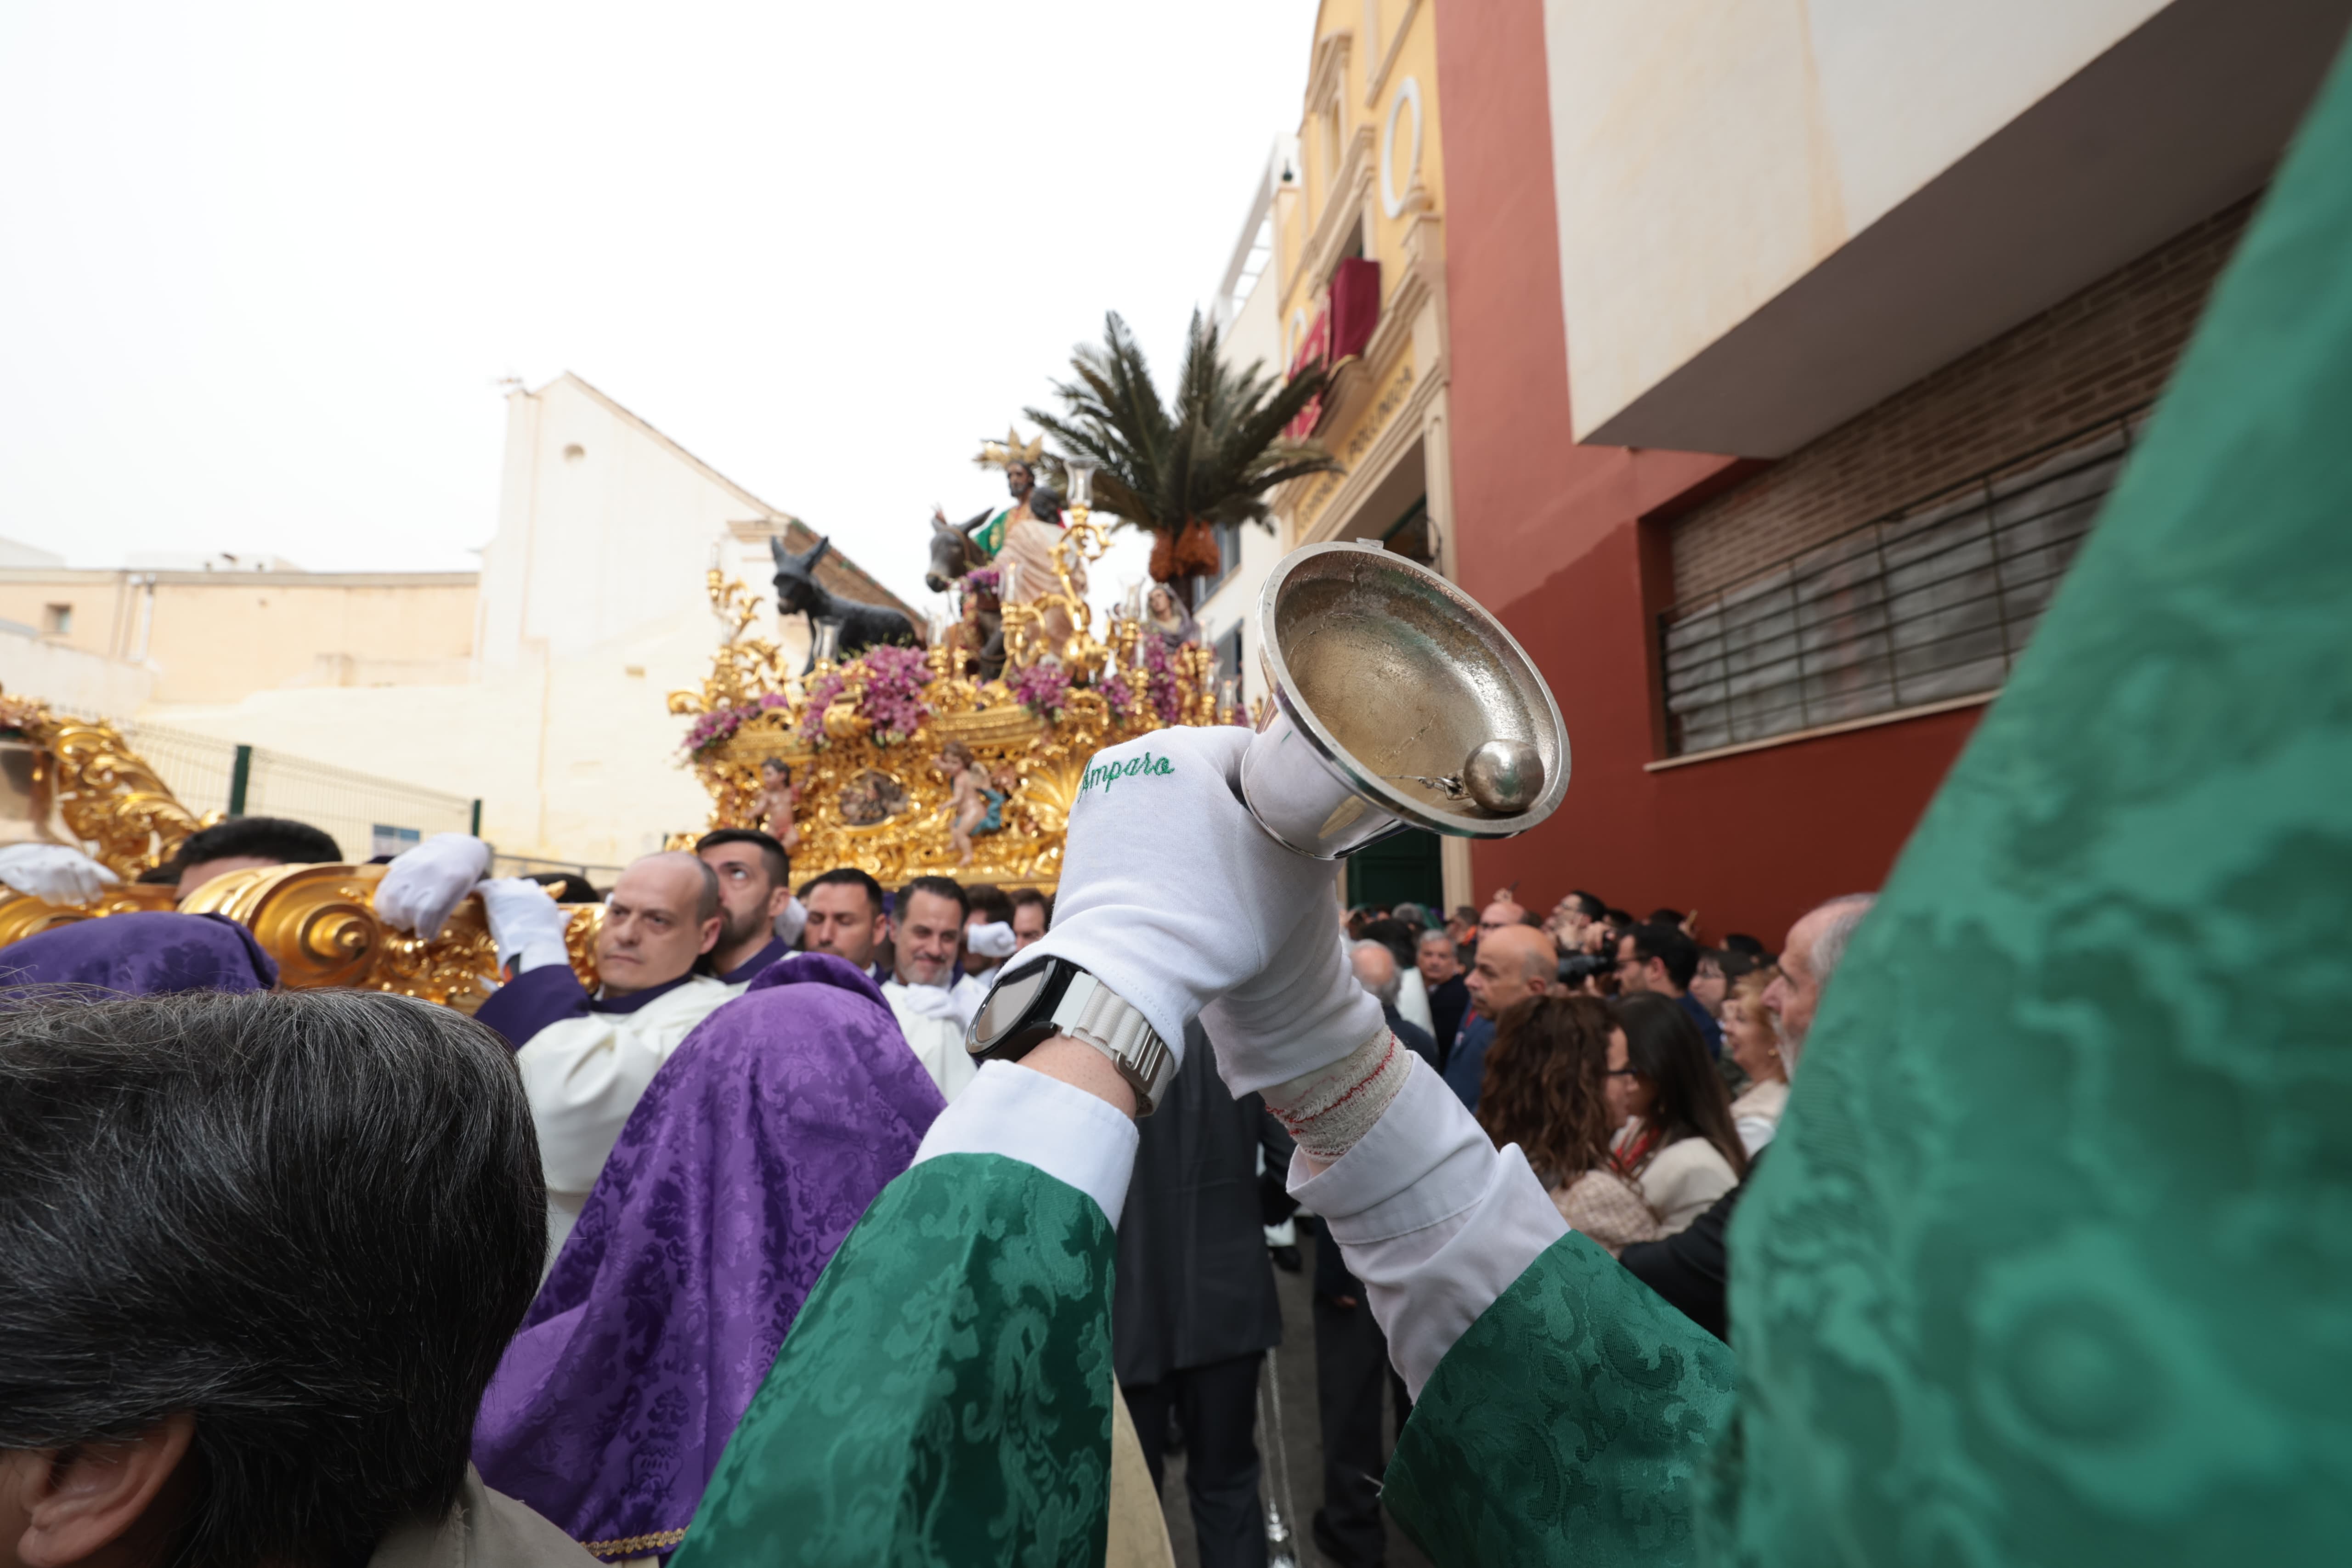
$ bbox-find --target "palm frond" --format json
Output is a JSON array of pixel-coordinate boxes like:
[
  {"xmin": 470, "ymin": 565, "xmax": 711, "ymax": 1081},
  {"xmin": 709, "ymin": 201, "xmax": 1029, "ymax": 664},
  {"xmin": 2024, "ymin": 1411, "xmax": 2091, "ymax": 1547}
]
[{"xmin": 1027, "ymin": 310, "xmax": 1341, "ymax": 569}]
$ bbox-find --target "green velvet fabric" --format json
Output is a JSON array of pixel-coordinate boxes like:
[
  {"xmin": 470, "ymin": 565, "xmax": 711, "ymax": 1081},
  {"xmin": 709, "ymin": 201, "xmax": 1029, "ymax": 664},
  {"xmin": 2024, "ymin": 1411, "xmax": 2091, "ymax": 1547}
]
[
  {"xmin": 672, "ymin": 1154, "xmax": 1117, "ymax": 1568},
  {"xmin": 1386, "ymin": 1231, "xmax": 1736, "ymax": 1566},
  {"xmin": 1390, "ymin": 45, "xmax": 2352, "ymax": 1568}
]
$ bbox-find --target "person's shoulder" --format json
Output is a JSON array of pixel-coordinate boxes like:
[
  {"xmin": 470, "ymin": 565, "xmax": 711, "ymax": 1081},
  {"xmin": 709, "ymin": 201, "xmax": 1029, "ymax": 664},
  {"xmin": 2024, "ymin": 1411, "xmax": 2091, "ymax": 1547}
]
[{"xmin": 1649, "ymin": 1134, "xmax": 1739, "ymax": 1192}]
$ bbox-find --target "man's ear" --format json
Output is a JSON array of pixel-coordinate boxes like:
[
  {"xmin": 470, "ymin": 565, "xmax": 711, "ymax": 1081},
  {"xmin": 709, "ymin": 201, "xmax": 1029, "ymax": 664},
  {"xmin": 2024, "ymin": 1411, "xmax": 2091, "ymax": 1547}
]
[
  {"xmin": 13, "ymin": 1412, "xmax": 194, "ymax": 1568},
  {"xmin": 763, "ymin": 883, "xmax": 793, "ymax": 921},
  {"xmin": 697, "ymin": 917, "xmax": 723, "ymax": 957}
]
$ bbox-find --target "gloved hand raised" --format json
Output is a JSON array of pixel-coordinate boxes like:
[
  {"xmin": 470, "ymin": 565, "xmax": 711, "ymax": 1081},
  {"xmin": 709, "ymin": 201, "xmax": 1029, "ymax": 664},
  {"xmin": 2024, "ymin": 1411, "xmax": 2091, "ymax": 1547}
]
[
  {"xmin": 374, "ymin": 833, "xmax": 493, "ymax": 939},
  {"xmin": 477, "ymin": 877, "xmax": 574, "ymax": 975},
  {"xmin": 0, "ymin": 843, "xmax": 121, "ymax": 905},
  {"xmin": 1009, "ymin": 725, "xmax": 1384, "ymax": 1096}
]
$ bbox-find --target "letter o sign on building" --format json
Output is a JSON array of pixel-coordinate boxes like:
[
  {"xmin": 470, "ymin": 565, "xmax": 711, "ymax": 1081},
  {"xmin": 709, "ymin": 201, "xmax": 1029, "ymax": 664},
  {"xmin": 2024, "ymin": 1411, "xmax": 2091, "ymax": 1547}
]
[{"xmin": 1380, "ymin": 77, "xmax": 1425, "ymax": 221}]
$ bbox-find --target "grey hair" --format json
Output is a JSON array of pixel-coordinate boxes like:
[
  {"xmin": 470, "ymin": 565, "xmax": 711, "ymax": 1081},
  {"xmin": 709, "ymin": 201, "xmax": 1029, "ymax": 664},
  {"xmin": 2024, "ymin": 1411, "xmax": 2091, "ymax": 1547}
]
[
  {"xmin": 1350, "ymin": 939, "xmax": 1402, "ymax": 1007},
  {"xmin": 0, "ymin": 989, "xmax": 545, "ymax": 1566},
  {"xmin": 1808, "ymin": 894, "xmax": 1876, "ymax": 985}
]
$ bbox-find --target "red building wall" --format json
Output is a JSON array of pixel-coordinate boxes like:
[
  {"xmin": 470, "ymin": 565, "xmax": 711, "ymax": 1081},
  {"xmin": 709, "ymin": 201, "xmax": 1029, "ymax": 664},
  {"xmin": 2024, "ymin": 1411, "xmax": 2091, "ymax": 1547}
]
[{"xmin": 1430, "ymin": 0, "xmax": 1981, "ymax": 946}]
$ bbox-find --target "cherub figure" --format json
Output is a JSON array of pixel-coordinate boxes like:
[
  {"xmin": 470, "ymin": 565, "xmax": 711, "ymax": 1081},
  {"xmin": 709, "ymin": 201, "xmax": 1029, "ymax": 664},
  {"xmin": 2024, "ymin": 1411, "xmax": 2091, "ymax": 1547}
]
[
  {"xmin": 756, "ymin": 759, "xmax": 800, "ymax": 854},
  {"xmin": 937, "ymin": 741, "xmax": 1006, "ymax": 868}
]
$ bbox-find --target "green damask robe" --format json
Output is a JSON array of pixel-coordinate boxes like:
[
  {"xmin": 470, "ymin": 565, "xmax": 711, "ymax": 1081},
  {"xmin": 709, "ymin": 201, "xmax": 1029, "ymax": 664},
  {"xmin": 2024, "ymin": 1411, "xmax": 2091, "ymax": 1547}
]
[{"xmin": 676, "ymin": 49, "xmax": 2352, "ymax": 1568}]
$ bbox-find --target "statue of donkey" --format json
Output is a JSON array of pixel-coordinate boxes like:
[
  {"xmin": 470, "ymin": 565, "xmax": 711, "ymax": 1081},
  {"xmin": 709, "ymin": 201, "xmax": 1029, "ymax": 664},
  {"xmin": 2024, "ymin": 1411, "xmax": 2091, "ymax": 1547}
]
[
  {"xmin": 770, "ymin": 535, "xmax": 917, "ymax": 674},
  {"xmin": 925, "ymin": 510, "xmax": 1005, "ymax": 681}
]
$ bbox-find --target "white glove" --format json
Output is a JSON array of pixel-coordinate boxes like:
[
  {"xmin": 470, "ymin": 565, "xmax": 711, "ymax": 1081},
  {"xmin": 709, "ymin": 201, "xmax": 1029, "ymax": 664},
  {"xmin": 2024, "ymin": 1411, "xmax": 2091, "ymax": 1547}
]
[
  {"xmin": 965, "ymin": 920, "xmax": 1017, "ymax": 960},
  {"xmin": 477, "ymin": 877, "xmax": 574, "ymax": 974},
  {"xmin": 0, "ymin": 843, "xmax": 121, "ymax": 905},
  {"xmin": 1011, "ymin": 726, "xmax": 1383, "ymax": 1096},
  {"xmin": 374, "ymin": 833, "xmax": 493, "ymax": 938},
  {"xmin": 774, "ymin": 894, "xmax": 808, "ymax": 949}
]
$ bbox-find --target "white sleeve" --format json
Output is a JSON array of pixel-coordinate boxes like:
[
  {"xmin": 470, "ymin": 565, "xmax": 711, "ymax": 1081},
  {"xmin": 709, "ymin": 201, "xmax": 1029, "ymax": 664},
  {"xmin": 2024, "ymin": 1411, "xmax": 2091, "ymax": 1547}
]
[
  {"xmin": 1287, "ymin": 1056, "xmax": 1568, "ymax": 1397},
  {"xmin": 912, "ymin": 1059, "xmax": 1140, "ymax": 1226},
  {"xmin": 515, "ymin": 1000, "xmax": 712, "ymax": 1198},
  {"xmin": 1397, "ymin": 965, "xmax": 1436, "ymax": 1036}
]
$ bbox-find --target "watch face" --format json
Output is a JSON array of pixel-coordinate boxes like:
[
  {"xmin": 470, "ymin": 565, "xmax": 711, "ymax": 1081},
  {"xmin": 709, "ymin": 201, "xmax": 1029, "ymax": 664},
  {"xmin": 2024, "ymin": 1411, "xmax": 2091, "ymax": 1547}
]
[{"xmin": 972, "ymin": 962, "xmax": 1052, "ymax": 1047}]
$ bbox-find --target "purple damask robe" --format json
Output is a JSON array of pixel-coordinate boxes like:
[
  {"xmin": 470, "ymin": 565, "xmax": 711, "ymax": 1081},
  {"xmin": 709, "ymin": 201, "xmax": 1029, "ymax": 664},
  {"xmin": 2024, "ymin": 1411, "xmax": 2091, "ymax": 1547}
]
[
  {"xmin": 470, "ymin": 952, "xmax": 944, "ymax": 1559},
  {"xmin": 0, "ymin": 911, "xmax": 277, "ymax": 993}
]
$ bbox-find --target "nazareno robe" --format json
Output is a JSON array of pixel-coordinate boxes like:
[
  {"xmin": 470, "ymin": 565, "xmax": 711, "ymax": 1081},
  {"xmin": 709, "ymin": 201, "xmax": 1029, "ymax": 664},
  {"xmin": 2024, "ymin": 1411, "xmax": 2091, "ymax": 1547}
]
[
  {"xmin": 0, "ymin": 910, "xmax": 277, "ymax": 993},
  {"xmin": 671, "ymin": 53, "xmax": 2352, "ymax": 1565},
  {"xmin": 474, "ymin": 954, "xmax": 940, "ymax": 1560}
]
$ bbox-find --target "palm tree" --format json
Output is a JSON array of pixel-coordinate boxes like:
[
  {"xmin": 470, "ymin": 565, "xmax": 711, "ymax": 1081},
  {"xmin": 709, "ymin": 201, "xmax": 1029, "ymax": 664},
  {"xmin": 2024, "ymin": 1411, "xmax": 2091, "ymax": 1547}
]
[{"xmin": 1025, "ymin": 310, "xmax": 1340, "ymax": 599}]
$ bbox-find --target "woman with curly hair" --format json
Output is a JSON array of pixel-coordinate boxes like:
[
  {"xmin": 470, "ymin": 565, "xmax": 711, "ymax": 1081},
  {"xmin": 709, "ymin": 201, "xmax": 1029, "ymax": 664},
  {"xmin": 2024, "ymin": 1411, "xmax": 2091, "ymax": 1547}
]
[{"xmin": 1476, "ymin": 994, "xmax": 1661, "ymax": 1255}]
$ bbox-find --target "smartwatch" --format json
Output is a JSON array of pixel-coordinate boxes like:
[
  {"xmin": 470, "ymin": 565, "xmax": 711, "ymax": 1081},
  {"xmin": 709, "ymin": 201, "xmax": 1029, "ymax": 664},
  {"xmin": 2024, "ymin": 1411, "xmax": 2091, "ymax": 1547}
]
[{"xmin": 966, "ymin": 956, "xmax": 1178, "ymax": 1115}]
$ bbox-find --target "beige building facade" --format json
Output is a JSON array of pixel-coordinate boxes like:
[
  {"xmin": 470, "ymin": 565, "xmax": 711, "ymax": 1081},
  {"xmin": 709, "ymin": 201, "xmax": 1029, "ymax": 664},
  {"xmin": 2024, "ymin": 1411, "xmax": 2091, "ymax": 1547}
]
[{"xmin": 0, "ymin": 374, "xmax": 904, "ymax": 870}]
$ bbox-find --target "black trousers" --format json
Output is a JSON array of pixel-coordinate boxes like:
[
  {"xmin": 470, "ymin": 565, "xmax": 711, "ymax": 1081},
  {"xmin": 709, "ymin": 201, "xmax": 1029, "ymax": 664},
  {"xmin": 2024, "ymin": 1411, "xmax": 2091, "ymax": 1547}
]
[
  {"xmin": 1312, "ymin": 1228, "xmax": 1413, "ymax": 1568},
  {"xmin": 1121, "ymin": 1352, "xmax": 1267, "ymax": 1568}
]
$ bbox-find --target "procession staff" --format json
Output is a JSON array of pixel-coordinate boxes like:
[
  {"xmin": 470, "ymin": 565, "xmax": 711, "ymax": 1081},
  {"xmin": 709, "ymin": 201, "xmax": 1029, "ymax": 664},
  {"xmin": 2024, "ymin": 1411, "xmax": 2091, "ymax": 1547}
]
[
  {"xmin": 379, "ymin": 839, "xmax": 735, "ymax": 1259},
  {"xmin": 666, "ymin": 54, "xmax": 2352, "ymax": 1565}
]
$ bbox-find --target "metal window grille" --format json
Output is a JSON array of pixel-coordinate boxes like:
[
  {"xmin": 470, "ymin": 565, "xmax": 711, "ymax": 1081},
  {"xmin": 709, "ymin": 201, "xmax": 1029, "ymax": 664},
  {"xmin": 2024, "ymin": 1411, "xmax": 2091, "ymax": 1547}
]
[
  {"xmin": 1660, "ymin": 409, "xmax": 2148, "ymax": 758},
  {"xmin": 122, "ymin": 722, "xmax": 477, "ymax": 863}
]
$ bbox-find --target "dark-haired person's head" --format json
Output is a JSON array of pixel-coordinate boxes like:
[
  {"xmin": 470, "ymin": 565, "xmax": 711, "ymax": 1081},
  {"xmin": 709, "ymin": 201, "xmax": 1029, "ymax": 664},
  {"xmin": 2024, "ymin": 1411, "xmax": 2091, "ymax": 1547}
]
[
  {"xmin": 0, "ymin": 990, "xmax": 545, "ymax": 1567},
  {"xmin": 597, "ymin": 852, "xmax": 722, "ymax": 998},
  {"xmin": 1606, "ymin": 991, "xmax": 1748, "ymax": 1178},
  {"xmin": 893, "ymin": 876, "xmax": 967, "ymax": 988},
  {"xmin": 1359, "ymin": 916, "xmax": 1417, "ymax": 972},
  {"xmin": 1008, "ymin": 888, "xmax": 1052, "ymax": 950},
  {"xmin": 527, "ymin": 871, "xmax": 602, "ymax": 903},
  {"xmin": 1477, "ymin": 993, "xmax": 1620, "ymax": 1188},
  {"xmin": 696, "ymin": 828, "xmax": 793, "ymax": 974},
  {"xmin": 962, "ymin": 882, "xmax": 1014, "ymax": 930},
  {"xmin": 800, "ymin": 867, "xmax": 889, "ymax": 970},
  {"xmin": 1616, "ymin": 921, "xmax": 1699, "ymax": 997},
  {"xmin": 1722, "ymin": 932, "xmax": 1768, "ymax": 958},
  {"xmin": 169, "ymin": 817, "xmax": 342, "ymax": 902}
]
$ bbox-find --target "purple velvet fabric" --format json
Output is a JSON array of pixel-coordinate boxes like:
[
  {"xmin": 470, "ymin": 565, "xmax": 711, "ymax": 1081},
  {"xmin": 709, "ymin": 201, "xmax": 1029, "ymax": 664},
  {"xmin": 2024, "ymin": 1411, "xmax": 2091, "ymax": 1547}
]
[
  {"xmin": 471, "ymin": 951, "xmax": 943, "ymax": 1557},
  {"xmin": 0, "ymin": 911, "xmax": 278, "ymax": 994}
]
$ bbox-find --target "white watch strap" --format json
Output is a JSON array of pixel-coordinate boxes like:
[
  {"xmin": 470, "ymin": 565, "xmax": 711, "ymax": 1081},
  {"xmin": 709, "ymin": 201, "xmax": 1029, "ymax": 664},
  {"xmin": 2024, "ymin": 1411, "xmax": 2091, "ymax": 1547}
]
[{"xmin": 1051, "ymin": 971, "xmax": 1178, "ymax": 1114}]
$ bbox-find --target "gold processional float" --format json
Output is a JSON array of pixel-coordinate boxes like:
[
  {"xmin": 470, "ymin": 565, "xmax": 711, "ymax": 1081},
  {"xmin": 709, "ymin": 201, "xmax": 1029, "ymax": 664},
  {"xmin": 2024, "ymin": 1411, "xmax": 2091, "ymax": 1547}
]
[{"xmin": 0, "ymin": 486, "xmax": 1239, "ymax": 1009}]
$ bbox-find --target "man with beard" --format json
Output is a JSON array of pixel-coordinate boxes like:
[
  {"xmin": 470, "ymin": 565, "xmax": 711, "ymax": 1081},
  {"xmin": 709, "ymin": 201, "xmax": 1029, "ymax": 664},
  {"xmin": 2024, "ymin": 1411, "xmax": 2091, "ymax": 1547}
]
[{"xmin": 695, "ymin": 828, "xmax": 807, "ymax": 991}]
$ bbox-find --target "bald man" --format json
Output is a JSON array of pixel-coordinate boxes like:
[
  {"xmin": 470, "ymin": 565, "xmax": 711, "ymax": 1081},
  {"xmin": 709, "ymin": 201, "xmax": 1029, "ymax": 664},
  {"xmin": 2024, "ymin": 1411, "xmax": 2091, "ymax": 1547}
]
[
  {"xmin": 1443, "ymin": 923, "xmax": 1556, "ymax": 1113},
  {"xmin": 470, "ymin": 851, "xmax": 734, "ymax": 1257}
]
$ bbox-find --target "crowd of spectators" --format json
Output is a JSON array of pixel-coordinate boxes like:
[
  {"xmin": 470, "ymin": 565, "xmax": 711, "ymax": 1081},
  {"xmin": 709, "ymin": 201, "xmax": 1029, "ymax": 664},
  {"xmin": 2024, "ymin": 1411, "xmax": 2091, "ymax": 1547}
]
[{"xmin": 0, "ymin": 808, "xmax": 1870, "ymax": 1568}]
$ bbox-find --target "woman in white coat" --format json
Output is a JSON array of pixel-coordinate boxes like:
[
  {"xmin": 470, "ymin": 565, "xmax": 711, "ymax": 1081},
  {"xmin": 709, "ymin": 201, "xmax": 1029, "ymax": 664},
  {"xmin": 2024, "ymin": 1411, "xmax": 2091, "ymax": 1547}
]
[{"xmin": 1604, "ymin": 992, "xmax": 1750, "ymax": 1234}]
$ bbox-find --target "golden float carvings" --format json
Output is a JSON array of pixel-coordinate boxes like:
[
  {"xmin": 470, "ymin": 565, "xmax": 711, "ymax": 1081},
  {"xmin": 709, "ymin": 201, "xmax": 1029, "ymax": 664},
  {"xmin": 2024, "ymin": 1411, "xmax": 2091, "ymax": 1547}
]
[
  {"xmin": 0, "ymin": 688, "xmax": 600, "ymax": 1002},
  {"xmin": 671, "ymin": 500, "xmax": 1236, "ymax": 888}
]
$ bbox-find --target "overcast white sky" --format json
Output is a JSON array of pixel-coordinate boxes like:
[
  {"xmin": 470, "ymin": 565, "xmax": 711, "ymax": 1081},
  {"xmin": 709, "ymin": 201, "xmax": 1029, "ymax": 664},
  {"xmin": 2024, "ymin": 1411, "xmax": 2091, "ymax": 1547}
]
[{"xmin": 0, "ymin": 0, "xmax": 1319, "ymax": 610}]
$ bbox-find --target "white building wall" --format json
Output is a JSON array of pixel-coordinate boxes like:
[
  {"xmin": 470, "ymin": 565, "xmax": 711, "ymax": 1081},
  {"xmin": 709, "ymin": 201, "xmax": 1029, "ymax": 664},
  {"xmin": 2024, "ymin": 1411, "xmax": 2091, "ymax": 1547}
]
[
  {"xmin": 144, "ymin": 373, "xmax": 831, "ymax": 867},
  {"xmin": 1541, "ymin": 0, "xmax": 2169, "ymax": 442},
  {"xmin": 0, "ymin": 623, "xmax": 154, "ymax": 719}
]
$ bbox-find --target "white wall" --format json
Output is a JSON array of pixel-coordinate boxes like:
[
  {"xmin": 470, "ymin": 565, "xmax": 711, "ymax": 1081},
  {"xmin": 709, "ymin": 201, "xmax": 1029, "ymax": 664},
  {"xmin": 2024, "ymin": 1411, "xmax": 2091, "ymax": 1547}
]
[
  {"xmin": 0, "ymin": 623, "xmax": 154, "ymax": 718},
  {"xmin": 1543, "ymin": 0, "xmax": 2168, "ymax": 442},
  {"xmin": 143, "ymin": 373, "xmax": 828, "ymax": 865}
]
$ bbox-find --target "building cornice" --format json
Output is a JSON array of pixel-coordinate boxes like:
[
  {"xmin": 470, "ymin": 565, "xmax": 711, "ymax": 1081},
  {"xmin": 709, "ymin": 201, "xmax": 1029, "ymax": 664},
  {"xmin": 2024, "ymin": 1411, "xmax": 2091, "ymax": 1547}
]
[
  {"xmin": 0, "ymin": 569, "xmax": 480, "ymax": 588},
  {"xmin": 1363, "ymin": 0, "xmax": 1423, "ymax": 108}
]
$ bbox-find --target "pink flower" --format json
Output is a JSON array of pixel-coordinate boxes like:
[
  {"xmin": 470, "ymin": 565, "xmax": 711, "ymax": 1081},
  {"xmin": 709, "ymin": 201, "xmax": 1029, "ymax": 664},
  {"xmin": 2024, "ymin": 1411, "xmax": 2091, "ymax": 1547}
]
[
  {"xmin": 1011, "ymin": 661, "xmax": 1071, "ymax": 720},
  {"xmin": 856, "ymin": 644, "xmax": 933, "ymax": 744}
]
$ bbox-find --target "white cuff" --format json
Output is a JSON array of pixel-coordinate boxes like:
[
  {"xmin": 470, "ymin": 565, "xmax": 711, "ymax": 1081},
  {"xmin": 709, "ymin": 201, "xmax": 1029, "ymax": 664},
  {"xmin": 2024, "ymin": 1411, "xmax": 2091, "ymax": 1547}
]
[
  {"xmin": 512, "ymin": 937, "xmax": 572, "ymax": 974},
  {"xmin": 912, "ymin": 1058, "xmax": 1141, "ymax": 1228},
  {"xmin": 1288, "ymin": 1058, "xmax": 1567, "ymax": 1396}
]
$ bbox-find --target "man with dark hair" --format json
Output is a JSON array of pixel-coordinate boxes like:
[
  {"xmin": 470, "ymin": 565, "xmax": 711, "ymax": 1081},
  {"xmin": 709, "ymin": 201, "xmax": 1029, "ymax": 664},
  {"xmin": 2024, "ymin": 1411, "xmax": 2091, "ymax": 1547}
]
[
  {"xmin": 1008, "ymin": 887, "xmax": 1052, "ymax": 950},
  {"xmin": 800, "ymin": 866, "xmax": 890, "ymax": 978},
  {"xmin": 695, "ymin": 827, "xmax": 806, "ymax": 990},
  {"xmin": 0, "ymin": 815, "xmax": 343, "ymax": 911},
  {"xmin": 0, "ymin": 990, "xmax": 590, "ymax": 1566},
  {"xmin": 882, "ymin": 875, "xmax": 975, "ymax": 1100},
  {"xmin": 467, "ymin": 851, "xmax": 733, "ymax": 1257},
  {"xmin": 1617, "ymin": 920, "xmax": 1721, "ymax": 1057},
  {"xmin": 956, "ymin": 883, "xmax": 1020, "ymax": 1005}
]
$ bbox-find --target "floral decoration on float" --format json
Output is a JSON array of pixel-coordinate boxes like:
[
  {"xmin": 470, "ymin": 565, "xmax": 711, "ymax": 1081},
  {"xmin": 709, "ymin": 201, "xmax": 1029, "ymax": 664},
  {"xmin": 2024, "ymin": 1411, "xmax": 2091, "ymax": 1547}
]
[{"xmin": 669, "ymin": 487, "xmax": 1244, "ymax": 889}]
